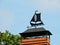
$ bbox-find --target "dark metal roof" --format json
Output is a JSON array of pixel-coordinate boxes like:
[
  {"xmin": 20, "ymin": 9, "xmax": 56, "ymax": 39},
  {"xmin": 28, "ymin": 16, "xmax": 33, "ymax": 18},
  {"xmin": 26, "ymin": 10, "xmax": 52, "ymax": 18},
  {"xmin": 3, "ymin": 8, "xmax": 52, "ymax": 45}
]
[
  {"xmin": 20, "ymin": 27, "xmax": 52, "ymax": 38},
  {"xmin": 23, "ymin": 27, "xmax": 46, "ymax": 33}
]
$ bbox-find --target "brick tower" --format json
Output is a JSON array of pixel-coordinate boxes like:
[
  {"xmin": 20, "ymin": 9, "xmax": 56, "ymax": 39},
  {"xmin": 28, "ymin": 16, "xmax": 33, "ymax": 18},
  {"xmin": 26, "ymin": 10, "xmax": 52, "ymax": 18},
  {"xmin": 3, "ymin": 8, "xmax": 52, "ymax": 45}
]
[{"xmin": 20, "ymin": 10, "xmax": 52, "ymax": 45}]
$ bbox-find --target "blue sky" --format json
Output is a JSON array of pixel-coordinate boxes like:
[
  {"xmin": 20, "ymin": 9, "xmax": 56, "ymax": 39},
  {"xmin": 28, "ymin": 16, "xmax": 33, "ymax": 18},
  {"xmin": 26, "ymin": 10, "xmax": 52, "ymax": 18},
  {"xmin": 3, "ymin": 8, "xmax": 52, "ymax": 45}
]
[{"xmin": 0, "ymin": 0, "xmax": 60, "ymax": 45}]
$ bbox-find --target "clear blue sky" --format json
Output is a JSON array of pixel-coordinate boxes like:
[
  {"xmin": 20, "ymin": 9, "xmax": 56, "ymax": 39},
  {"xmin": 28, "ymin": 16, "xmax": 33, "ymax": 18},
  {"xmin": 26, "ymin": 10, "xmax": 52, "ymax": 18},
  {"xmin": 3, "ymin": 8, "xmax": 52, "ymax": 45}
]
[{"xmin": 0, "ymin": 0, "xmax": 60, "ymax": 45}]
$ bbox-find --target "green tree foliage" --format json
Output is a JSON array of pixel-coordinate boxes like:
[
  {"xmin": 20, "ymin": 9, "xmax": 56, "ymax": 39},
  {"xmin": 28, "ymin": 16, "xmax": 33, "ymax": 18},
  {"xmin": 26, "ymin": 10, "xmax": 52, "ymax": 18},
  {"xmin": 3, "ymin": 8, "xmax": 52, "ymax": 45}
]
[{"xmin": 0, "ymin": 30, "xmax": 22, "ymax": 45}]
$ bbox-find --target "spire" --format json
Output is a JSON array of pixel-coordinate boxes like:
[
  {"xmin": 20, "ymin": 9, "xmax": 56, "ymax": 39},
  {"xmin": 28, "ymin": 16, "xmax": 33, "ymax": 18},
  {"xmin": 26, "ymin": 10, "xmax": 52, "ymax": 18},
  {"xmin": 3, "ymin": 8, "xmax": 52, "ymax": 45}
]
[{"xmin": 30, "ymin": 10, "xmax": 44, "ymax": 27}]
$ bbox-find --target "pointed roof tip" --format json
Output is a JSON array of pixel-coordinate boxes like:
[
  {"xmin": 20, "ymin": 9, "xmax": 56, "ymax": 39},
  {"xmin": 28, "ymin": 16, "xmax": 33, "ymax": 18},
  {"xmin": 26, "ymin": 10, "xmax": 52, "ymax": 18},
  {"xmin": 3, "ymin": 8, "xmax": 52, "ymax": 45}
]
[
  {"xmin": 35, "ymin": 10, "xmax": 40, "ymax": 14},
  {"xmin": 30, "ymin": 10, "xmax": 44, "ymax": 26}
]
